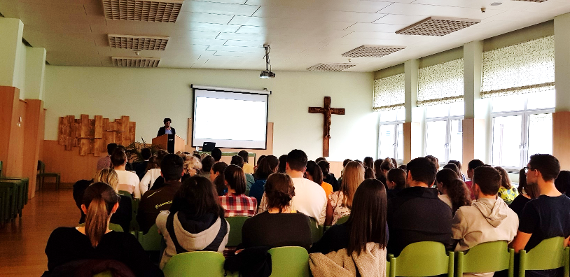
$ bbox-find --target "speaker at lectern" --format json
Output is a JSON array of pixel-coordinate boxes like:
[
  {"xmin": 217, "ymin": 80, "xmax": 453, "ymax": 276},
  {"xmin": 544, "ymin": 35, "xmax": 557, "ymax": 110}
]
[{"xmin": 152, "ymin": 134, "xmax": 185, "ymax": 153}]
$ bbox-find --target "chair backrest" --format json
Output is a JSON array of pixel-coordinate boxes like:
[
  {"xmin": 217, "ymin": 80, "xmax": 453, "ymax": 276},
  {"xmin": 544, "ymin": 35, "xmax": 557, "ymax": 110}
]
[
  {"xmin": 519, "ymin": 236, "xmax": 568, "ymax": 274},
  {"xmin": 37, "ymin": 160, "xmax": 45, "ymax": 173},
  {"xmin": 309, "ymin": 217, "xmax": 323, "ymax": 243},
  {"xmin": 138, "ymin": 224, "xmax": 163, "ymax": 251},
  {"xmin": 268, "ymin": 246, "xmax": 310, "ymax": 277},
  {"xmin": 389, "ymin": 241, "xmax": 454, "ymax": 277},
  {"xmin": 93, "ymin": 271, "xmax": 113, "ymax": 277},
  {"xmin": 162, "ymin": 251, "xmax": 226, "ymax": 277},
  {"xmin": 336, "ymin": 215, "xmax": 349, "ymax": 225},
  {"xmin": 457, "ymin": 241, "xmax": 513, "ymax": 277},
  {"xmin": 0, "ymin": 161, "xmax": 3, "ymax": 177},
  {"xmin": 225, "ymin": 216, "xmax": 249, "ymax": 247},
  {"xmin": 77, "ymin": 223, "xmax": 123, "ymax": 233}
]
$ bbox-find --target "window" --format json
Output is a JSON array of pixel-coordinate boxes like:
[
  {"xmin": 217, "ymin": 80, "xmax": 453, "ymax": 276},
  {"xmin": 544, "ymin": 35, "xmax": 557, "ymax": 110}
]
[
  {"xmin": 378, "ymin": 109, "xmax": 404, "ymax": 162},
  {"xmin": 424, "ymin": 102, "xmax": 463, "ymax": 164}
]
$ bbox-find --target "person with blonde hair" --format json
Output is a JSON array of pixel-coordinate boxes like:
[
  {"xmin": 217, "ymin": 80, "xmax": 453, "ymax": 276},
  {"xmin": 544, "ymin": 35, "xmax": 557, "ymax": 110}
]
[
  {"xmin": 182, "ymin": 154, "xmax": 202, "ymax": 181},
  {"xmin": 325, "ymin": 161, "xmax": 365, "ymax": 225},
  {"xmin": 45, "ymin": 183, "xmax": 163, "ymax": 276},
  {"xmin": 94, "ymin": 168, "xmax": 119, "ymax": 191}
]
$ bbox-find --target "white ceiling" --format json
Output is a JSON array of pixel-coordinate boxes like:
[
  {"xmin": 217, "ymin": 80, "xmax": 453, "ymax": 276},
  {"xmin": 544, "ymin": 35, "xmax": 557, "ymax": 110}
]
[{"xmin": 1, "ymin": 0, "xmax": 569, "ymax": 72}]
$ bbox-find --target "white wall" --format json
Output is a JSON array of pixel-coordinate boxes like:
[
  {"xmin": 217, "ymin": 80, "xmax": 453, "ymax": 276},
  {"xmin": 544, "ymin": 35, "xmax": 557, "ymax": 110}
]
[{"xmin": 44, "ymin": 66, "xmax": 377, "ymax": 161}]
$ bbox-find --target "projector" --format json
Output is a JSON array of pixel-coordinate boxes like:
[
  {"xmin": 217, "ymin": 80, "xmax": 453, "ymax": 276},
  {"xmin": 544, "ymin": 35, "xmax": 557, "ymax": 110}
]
[{"xmin": 260, "ymin": 70, "xmax": 275, "ymax": 79}]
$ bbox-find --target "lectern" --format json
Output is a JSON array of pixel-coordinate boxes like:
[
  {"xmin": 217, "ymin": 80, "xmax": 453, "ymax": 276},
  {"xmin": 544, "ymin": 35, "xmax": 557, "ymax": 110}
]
[{"xmin": 152, "ymin": 134, "xmax": 185, "ymax": 153}]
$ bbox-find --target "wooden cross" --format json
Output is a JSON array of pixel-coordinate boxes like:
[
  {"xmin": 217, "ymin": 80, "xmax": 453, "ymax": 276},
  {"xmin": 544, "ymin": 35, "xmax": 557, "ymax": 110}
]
[{"xmin": 309, "ymin": 96, "xmax": 345, "ymax": 157}]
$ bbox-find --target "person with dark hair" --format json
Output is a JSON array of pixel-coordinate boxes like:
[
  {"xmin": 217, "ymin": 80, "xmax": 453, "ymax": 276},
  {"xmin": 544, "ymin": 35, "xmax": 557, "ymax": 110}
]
[
  {"xmin": 310, "ymin": 179, "xmax": 388, "ymax": 275},
  {"xmin": 387, "ymin": 157, "xmax": 452, "ymax": 256},
  {"xmin": 315, "ymin": 157, "xmax": 327, "ymax": 165},
  {"xmin": 278, "ymin": 154, "xmax": 287, "ymax": 173},
  {"xmin": 250, "ymin": 155, "xmax": 279, "ymax": 205},
  {"xmin": 242, "ymin": 173, "xmax": 312, "ymax": 250},
  {"xmin": 425, "ymin": 155, "xmax": 439, "ymax": 170},
  {"xmin": 452, "ymin": 166, "xmax": 519, "ymax": 273},
  {"xmin": 398, "ymin": 164, "xmax": 407, "ymax": 171},
  {"xmin": 448, "ymin": 160, "xmax": 465, "ymax": 181},
  {"xmin": 200, "ymin": 155, "xmax": 215, "ymax": 180},
  {"xmin": 209, "ymin": 147, "xmax": 221, "ymax": 162},
  {"xmin": 137, "ymin": 154, "xmax": 184, "ymax": 234},
  {"xmin": 230, "ymin": 155, "xmax": 255, "ymax": 194},
  {"xmin": 238, "ymin": 150, "xmax": 254, "ymax": 174},
  {"xmin": 139, "ymin": 150, "xmax": 168, "ymax": 196},
  {"xmin": 555, "ymin": 170, "xmax": 570, "ymax": 196},
  {"xmin": 319, "ymin": 160, "xmax": 340, "ymax": 192},
  {"xmin": 157, "ymin": 117, "xmax": 175, "ymax": 136},
  {"xmin": 375, "ymin": 158, "xmax": 395, "ymax": 189},
  {"xmin": 512, "ymin": 154, "xmax": 570, "ymax": 271},
  {"xmin": 495, "ymin": 166, "xmax": 519, "ymax": 205},
  {"xmin": 231, "ymin": 155, "xmax": 244, "ymax": 168},
  {"xmin": 156, "ymin": 176, "xmax": 229, "ymax": 268},
  {"xmin": 386, "ymin": 168, "xmax": 406, "ymax": 199},
  {"xmin": 210, "ymin": 161, "xmax": 229, "ymax": 196},
  {"xmin": 363, "ymin": 157, "xmax": 374, "ymax": 171},
  {"xmin": 364, "ymin": 167, "xmax": 375, "ymax": 179},
  {"xmin": 45, "ymin": 183, "xmax": 163, "ymax": 277},
  {"xmin": 305, "ymin": 161, "xmax": 333, "ymax": 199},
  {"xmin": 259, "ymin": 149, "xmax": 327, "ymax": 225},
  {"xmin": 509, "ymin": 168, "xmax": 540, "ymax": 217},
  {"xmin": 466, "ymin": 159, "xmax": 485, "ymax": 199},
  {"xmin": 436, "ymin": 169, "xmax": 471, "ymax": 215},
  {"xmin": 96, "ymin": 143, "xmax": 118, "ymax": 171},
  {"xmin": 325, "ymin": 161, "xmax": 365, "ymax": 226},
  {"xmin": 134, "ymin": 148, "xmax": 152, "ymax": 180},
  {"xmin": 443, "ymin": 163, "xmax": 461, "ymax": 178},
  {"xmin": 111, "ymin": 148, "xmax": 141, "ymax": 199},
  {"xmin": 219, "ymin": 165, "xmax": 257, "ymax": 217}
]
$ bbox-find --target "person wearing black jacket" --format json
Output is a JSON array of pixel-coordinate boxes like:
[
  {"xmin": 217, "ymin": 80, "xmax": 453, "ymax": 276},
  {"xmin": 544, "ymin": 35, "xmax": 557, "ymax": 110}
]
[{"xmin": 157, "ymin": 118, "xmax": 176, "ymax": 136}]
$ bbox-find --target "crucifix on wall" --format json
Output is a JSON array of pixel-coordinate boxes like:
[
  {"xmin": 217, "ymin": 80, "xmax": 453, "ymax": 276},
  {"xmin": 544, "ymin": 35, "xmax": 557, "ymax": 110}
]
[{"xmin": 309, "ymin": 96, "xmax": 345, "ymax": 157}]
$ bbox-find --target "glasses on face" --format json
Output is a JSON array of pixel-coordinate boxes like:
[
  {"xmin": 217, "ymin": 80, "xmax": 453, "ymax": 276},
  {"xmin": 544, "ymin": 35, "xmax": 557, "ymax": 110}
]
[{"xmin": 523, "ymin": 167, "xmax": 535, "ymax": 174}]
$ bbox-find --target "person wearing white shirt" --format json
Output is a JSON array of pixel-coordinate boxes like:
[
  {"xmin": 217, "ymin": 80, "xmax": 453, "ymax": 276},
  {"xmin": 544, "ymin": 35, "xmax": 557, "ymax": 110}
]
[{"xmin": 112, "ymin": 149, "xmax": 141, "ymax": 199}]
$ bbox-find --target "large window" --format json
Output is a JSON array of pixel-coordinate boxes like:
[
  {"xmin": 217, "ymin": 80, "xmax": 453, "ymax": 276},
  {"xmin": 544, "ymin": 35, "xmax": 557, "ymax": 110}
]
[
  {"xmin": 424, "ymin": 102, "xmax": 464, "ymax": 164},
  {"xmin": 378, "ymin": 109, "xmax": 404, "ymax": 163}
]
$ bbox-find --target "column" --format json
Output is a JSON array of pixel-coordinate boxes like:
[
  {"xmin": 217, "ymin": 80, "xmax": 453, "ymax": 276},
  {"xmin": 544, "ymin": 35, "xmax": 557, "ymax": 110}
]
[
  {"xmin": 403, "ymin": 59, "xmax": 420, "ymax": 163},
  {"xmin": 553, "ymin": 13, "xmax": 570, "ymax": 169}
]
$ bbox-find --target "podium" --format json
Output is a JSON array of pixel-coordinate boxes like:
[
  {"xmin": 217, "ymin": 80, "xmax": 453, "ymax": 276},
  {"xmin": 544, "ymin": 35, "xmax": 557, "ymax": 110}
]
[{"xmin": 152, "ymin": 134, "xmax": 185, "ymax": 153}]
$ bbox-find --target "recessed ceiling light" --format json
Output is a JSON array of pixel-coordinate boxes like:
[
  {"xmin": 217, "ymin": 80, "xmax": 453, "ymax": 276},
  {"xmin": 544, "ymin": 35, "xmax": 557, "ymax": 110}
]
[{"xmin": 490, "ymin": 2, "xmax": 502, "ymax": 6}]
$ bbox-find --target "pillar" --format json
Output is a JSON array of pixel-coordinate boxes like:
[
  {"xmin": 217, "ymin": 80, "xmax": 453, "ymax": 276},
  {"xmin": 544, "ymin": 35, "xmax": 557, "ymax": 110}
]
[{"xmin": 553, "ymin": 13, "xmax": 570, "ymax": 169}]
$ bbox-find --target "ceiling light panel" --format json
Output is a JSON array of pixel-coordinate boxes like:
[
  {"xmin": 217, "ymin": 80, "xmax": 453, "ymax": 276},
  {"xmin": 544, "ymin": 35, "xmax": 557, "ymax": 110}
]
[
  {"xmin": 342, "ymin": 45, "xmax": 405, "ymax": 58},
  {"xmin": 396, "ymin": 16, "xmax": 481, "ymax": 36},
  {"xmin": 102, "ymin": 0, "xmax": 183, "ymax": 22},
  {"xmin": 112, "ymin": 57, "xmax": 161, "ymax": 67},
  {"xmin": 108, "ymin": 34, "xmax": 169, "ymax": 50},
  {"xmin": 307, "ymin": 63, "xmax": 356, "ymax": 72}
]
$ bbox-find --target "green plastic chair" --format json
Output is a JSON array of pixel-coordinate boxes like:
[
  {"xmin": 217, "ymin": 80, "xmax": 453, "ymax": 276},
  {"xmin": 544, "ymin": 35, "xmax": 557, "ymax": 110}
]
[
  {"xmin": 137, "ymin": 224, "xmax": 162, "ymax": 251},
  {"xmin": 336, "ymin": 215, "xmax": 349, "ymax": 225},
  {"xmin": 456, "ymin": 241, "xmax": 514, "ymax": 277},
  {"xmin": 93, "ymin": 271, "xmax": 113, "ymax": 277},
  {"xmin": 309, "ymin": 217, "xmax": 324, "ymax": 243},
  {"xmin": 518, "ymin": 236, "xmax": 570, "ymax": 277},
  {"xmin": 162, "ymin": 251, "xmax": 226, "ymax": 277},
  {"xmin": 268, "ymin": 246, "xmax": 310, "ymax": 277},
  {"xmin": 77, "ymin": 223, "xmax": 124, "ymax": 232},
  {"xmin": 118, "ymin": 190, "xmax": 138, "ymax": 233},
  {"xmin": 37, "ymin": 160, "xmax": 60, "ymax": 190},
  {"xmin": 389, "ymin": 241, "xmax": 454, "ymax": 277},
  {"xmin": 226, "ymin": 216, "xmax": 249, "ymax": 247}
]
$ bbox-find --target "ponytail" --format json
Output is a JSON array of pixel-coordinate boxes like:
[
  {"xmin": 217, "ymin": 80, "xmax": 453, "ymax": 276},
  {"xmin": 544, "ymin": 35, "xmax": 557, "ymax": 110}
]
[
  {"xmin": 225, "ymin": 165, "xmax": 246, "ymax": 195},
  {"xmin": 82, "ymin": 182, "xmax": 118, "ymax": 247}
]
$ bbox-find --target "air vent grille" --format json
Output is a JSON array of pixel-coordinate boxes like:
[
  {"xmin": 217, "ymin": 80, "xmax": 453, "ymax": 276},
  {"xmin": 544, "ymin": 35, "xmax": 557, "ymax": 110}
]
[
  {"xmin": 109, "ymin": 34, "xmax": 169, "ymax": 50},
  {"xmin": 342, "ymin": 45, "xmax": 405, "ymax": 58},
  {"xmin": 396, "ymin": 16, "xmax": 480, "ymax": 36},
  {"xmin": 102, "ymin": 0, "xmax": 183, "ymax": 22},
  {"xmin": 112, "ymin": 57, "xmax": 161, "ymax": 67},
  {"xmin": 307, "ymin": 63, "xmax": 356, "ymax": 72}
]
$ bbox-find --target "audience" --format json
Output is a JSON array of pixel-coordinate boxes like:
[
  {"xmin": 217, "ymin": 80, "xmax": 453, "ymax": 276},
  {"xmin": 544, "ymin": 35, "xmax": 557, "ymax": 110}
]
[
  {"xmin": 436, "ymin": 168, "xmax": 471, "ymax": 215},
  {"xmin": 111, "ymin": 148, "xmax": 141, "ymax": 199},
  {"xmin": 250, "ymin": 155, "xmax": 279, "ymax": 205},
  {"xmin": 211, "ymin": 161, "xmax": 228, "ymax": 196},
  {"xmin": 466, "ymin": 159, "xmax": 485, "ymax": 200},
  {"xmin": 387, "ymin": 157, "xmax": 452, "ymax": 256},
  {"xmin": 310, "ymin": 179, "xmax": 387, "ymax": 275},
  {"xmin": 242, "ymin": 173, "xmax": 312, "ymax": 250},
  {"xmin": 134, "ymin": 147, "xmax": 152, "ymax": 180},
  {"xmin": 239, "ymin": 150, "xmax": 254, "ymax": 174},
  {"xmin": 156, "ymin": 176, "xmax": 229, "ymax": 268},
  {"xmin": 495, "ymin": 166, "xmax": 519, "ymax": 205},
  {"xmin": 278, "ymin": 154, "xmax": 287, "ymax": 173},
  {"xmin": 96, "ymin": 143, "xmax": 117, "ymax": 171},
  {"xmin": 219, "ymin": 165, "xmax": 257, "ymax": 217},
  {"xmin": 181, "ymin": 154, "xmax": 202, "ymax": 182},
  {"xmin": 230, "ymin": 155, "xmax": 255, "ymax": 194},
  {"xmin": 325, "ymin": 161, "xmax": 365, "ymax": 226},
  {"xmin": 139, "ymin": 150, "xmax": 167, "ymax": 196},
  {"xmin": 375, "ymin": 157, "xmax": 395, "ymax": 188},
  {"xmin": 259, "ymin": 149, "xmax": 327, "ymax": 225},
  {"xmin": 425, "ymin": 155, "xmax": 440, "ymax": 170},
  {"xmin": 305, "ymin": 160, "xmax": 333, "ymax": 199},
  {"xmin": 509, "ymin": 168, "xmax": 540, "ymax": 217},
  {"xmin": 452, "ymin": 166, "xmax": 518, "ymax": 277},
  {"xmin": 318, "ymin": 160, "xmax": 340, "ymax": 192},
  {"xmin": 554, "ymin": 170, "xmax": 570, "ymax": 196},
  {"xmin": 443, "ymin": 163, "xmax": 462, "ymax": 178},
  {"xmin": 211, "ymin": 147, "xmax": 222, "ymax": 162},
  {"xmin": 137, "ymin": 154, "xmax": 184, "ymax": 234},
  {"xmin": 448, "ymin": 160, "xmax": 466, "ymax": 181},
  {"xmin": 45, "ymin": 183, "xmax": 163, "ymax": 277},
  {"xmin": 363, "ymin": 156, "xmax": 374, "ymax": 171},
  {"xmin": 200, "ymin": 155, "xmax": 215, "ymax": 180},
  {"xmin": 386, "ymin": 168, "xmax": 406, "ymax": 199}
]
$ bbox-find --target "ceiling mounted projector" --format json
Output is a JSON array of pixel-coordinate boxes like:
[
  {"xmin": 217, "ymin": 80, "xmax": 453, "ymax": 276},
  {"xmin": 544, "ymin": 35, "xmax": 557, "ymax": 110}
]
[{"xmin": 260, "ymin": 44, "xmax": 275, "ymax": 79}]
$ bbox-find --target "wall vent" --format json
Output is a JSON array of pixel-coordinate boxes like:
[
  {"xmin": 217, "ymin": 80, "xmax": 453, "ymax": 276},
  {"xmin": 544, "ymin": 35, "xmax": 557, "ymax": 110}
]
[
  {"xmin": 102, "ymin": 0, "xmax": 183, "ymax": 22},
  {"xmin": 396, "ymin": 16, "xmax": 480, "ymax": 36},
  {"xmin": 112, "ymin": 57, "xmax": 161, "ymax": 67},
  {"xmin": 342, "ymin": 45, "xmax": 405, "ymax": 58},
  {"xmin": 307, "ymin": 63, "xmax": 356, "ymax": 72},
  {"xmin": 108, "ymin": 34, "xmax": 169, "ymax": 50}
]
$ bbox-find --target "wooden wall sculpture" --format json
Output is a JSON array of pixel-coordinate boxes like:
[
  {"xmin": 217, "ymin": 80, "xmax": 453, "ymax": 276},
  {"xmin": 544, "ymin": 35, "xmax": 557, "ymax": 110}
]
[{"xmin": 57, "ymin": 115, "xmax": 136, "ymax": 156}]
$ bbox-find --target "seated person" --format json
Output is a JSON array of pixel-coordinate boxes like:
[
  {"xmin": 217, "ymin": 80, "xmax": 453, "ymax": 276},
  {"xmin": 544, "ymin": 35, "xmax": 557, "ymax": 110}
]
[
  {"xmin": 180, "ymin": 154, "xmax": 202, "ymax": 184},
  {"xmin": 200, "ymin": 155, "xmax": 215, "ymax": 180},
  {"xmin": 211, "ymin": 147, "xmax": 222, "ymax": 162},
  {"xmin": 509, "ymin": 168, "xmax": 540, "ymax": 217},
  {"xmin": 319, "ymin": 160, "xmax": 339, "ymax": 191},
  {"xmin": 436, "ymin": 169, "xmax": 471, "ymax": 215},
  {"xmin": 75, "ymin": 169, "xmax": 132, "ymax": 232},
  {"xmin": 386, "ymin": 168, "xmax": 406, "ymax": 199},
  {"xmin": 388, "ymin": 157, "xmax": 453, "ymax": 256},
  {"xmin": 111, "ymin": 149, "xmax": 141, "ymax": 199},
  {"xmin": 96, "ymin": 143, "xmax": 117, "ymax": 171},
  {"xmin": 242, "ymin": 173, "xmax": 312, "ymax": 250},
  {"xmin": 139, "ymin": 150, "xmax": 167, "ymax": 195},
  {"xmin": 156, "ymin": 176, "xmax": 229, "ymax": 268},
  {"xmin": 250, "ymin": 155, "xmax": 279, "ymax": 205},
  {"xmin": 210, "ymin": 161, "xmax": 228, "ymax": 196},
  {"xmin": 231, "ymin": 155, "xmax": 255, "ymax": 194},
  {"xmin": 219, "ymin": 165, "xmax": 257, "ymax": 217},
  {"xmin": 309, "ymin": 179, "xmax": 388, "ymax": 275},
  {"xmin": 137, "ymin": 154, "xmax": 184, "ymax": 234},
  {"xmin": 466, "ymin": 159, "xmax": 485, "ymax": 200},
  {"xmin": 239, "ymin": 150, "xmax": 255, "ymax": 174},
  {"xmin": 133, "ymin": 148, "xmax": 152, "ymax": 180},
  {"xmin": 452, "ymin": 166, "xmax": 518, "ymax": 277},
  {"xmin": 305, "ymin": 161, "xmax": 333, "ymax": 199},
  {"xmin": 325, "ymin": 161, "xmax": 365, "ymax": 226},
  {"xmin": 495, "ymin": 166, "xmax": 519, "ymax": 205},
  {"xmin": 45, "ymin": 183, "xmax": 162, "ymax": 277}
]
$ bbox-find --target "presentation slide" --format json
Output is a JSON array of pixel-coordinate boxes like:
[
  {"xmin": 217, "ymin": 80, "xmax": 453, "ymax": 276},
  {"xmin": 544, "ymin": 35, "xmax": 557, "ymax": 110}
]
[{"xmin": 192, "ymin": 89, "xmax": 268, "ymax": 149}]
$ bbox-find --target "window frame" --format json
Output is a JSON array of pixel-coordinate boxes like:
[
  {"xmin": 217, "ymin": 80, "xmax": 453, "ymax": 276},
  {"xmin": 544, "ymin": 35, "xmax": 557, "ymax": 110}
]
[
  {"xmin": 424, "ymin": 106, "xmax": 464, "ymax": 165},
  {"xmin": 377, "ymin": 112, "xmax": 404, "ymax": 164}
]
